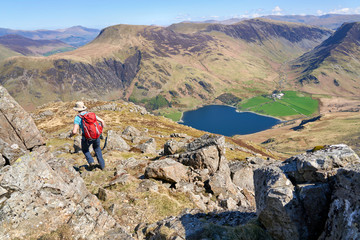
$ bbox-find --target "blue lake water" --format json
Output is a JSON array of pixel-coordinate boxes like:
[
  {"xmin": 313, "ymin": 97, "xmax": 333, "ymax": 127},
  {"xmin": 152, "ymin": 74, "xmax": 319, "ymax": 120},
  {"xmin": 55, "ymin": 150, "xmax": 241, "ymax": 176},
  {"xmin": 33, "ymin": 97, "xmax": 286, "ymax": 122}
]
[{"xmin": 180, "ymin": 105, "xmax": 281, "ymax": 137}]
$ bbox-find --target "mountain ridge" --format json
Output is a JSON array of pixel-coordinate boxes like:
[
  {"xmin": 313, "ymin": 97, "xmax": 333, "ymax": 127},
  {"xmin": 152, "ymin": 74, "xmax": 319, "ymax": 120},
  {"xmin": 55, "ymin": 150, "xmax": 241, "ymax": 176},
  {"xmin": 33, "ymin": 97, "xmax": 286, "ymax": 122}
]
[
  {"xmin": 0, "ymin": 34, "xmax": 74, "ymax": 56},
  {"xmin": 0, "ymin": 25, "xmax": 100, "ymax": 47},
  {"xmin": 0, "ymin": 19, "xmax": 334, "ymax": 110},
  {"xmin": 289, "ymin": 22, "xmax": 360, "ymax": 96}
]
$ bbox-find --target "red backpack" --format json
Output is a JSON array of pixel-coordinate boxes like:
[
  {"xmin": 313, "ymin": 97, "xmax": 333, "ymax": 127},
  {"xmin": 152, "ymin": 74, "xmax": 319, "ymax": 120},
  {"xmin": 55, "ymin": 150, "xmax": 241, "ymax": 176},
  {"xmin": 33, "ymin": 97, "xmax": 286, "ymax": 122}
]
[{"xmin": 79, "ymin": 112, "xmax": 103, "ymax": 140}]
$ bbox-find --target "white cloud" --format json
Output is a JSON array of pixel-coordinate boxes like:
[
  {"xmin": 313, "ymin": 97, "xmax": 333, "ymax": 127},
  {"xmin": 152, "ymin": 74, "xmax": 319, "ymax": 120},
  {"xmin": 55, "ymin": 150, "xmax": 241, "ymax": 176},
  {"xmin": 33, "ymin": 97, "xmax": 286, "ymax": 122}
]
[
  {"xmin": 330, "ymin": 8, "xmax": 351, "ymax": 14},
  {"xmin": 318, "ymin": 6, "xmax": 360, "ymax": 15},
  {"xmin": 316, "ymin": 10, "xmax": 324, "ymax": 16},
  {"xmin": 175, "ymin": 13, "xmax": 191, "ymax": 21},
  {"xmin": 272, "ymin": 6, "xmax": 283, "ymax": 16}
]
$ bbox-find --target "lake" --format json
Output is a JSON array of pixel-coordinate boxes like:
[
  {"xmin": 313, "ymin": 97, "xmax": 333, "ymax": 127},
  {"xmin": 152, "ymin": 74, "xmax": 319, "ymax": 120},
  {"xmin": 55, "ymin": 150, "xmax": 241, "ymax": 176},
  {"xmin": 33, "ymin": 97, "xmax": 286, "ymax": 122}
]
[{"xmin": 180, "ymin": 105, "xmax": 281, "ymax": 136}]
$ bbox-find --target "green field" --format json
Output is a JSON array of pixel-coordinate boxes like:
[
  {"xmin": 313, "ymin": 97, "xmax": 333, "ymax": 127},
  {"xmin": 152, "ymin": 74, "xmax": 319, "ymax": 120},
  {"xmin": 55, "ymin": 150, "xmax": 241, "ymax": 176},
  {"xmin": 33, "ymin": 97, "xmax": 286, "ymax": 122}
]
[
  {"xmin": 43, "ymin": 47, "xmax": 76, "ymax": 56},
  {"xmin": 164, "ymin": 111, "xmax": 182, "ymax": 122},
  {"xmin": 238, "ymin": 91, "xmax": 318, "ymax": 117}
]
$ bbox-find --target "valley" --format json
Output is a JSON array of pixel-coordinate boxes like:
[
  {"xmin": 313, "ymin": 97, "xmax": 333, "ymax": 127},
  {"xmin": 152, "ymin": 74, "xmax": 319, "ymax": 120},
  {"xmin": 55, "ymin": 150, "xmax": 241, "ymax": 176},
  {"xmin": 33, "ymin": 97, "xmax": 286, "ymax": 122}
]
[
  {"xmin": 1, "ymin": 11, "xmax": 360, "ymax": 240},
  {"xmin": 0, "ymin": 16, "xmax": 359, "ymax": 158}
]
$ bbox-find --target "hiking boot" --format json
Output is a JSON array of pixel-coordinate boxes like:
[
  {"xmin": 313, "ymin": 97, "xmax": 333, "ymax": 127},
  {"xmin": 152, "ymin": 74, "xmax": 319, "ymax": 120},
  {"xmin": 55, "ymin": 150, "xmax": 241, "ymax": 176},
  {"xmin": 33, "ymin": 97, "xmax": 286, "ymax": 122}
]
[{"xmin": 89, "ymin": 162, "xmax": 97, "ymax": 170}]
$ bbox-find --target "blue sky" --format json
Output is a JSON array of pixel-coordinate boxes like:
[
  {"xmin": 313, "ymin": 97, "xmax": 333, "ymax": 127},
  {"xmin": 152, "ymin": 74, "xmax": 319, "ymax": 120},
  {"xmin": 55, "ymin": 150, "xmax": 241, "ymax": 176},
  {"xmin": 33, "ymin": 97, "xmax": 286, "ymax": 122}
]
[{"xmin": 1, "ymin": 0, "xmax": 360, "ymax": 30}]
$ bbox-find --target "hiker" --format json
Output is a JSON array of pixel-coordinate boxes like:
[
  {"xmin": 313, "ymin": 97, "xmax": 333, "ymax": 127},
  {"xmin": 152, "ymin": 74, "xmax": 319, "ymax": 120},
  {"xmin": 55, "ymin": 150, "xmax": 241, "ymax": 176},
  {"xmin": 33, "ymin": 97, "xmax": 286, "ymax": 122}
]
[{"xmin": 69, "ymin": 101, "xmax": 106, "ymax": 170}]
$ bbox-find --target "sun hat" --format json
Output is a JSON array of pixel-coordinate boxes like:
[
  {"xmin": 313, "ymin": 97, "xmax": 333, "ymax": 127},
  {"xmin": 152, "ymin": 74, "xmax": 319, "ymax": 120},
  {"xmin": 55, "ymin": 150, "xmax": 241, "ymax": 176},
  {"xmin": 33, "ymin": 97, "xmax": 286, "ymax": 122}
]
[{"xmin": 73, "ymin": 101, "xmax": 87, "ymax": 111}]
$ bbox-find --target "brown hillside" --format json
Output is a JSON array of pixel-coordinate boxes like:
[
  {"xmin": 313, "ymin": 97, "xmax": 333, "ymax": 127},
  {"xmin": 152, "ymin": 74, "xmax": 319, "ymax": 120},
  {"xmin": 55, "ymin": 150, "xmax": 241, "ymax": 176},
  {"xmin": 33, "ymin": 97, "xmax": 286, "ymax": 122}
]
[
  {"xmin": 0, "ymin": 34, "xmax": 73, "ymax": 56},
  {"xmin": 289, "ymin": 22, "xmax": 360, "ymax": 97},
  {"xmin": 0, "ymin": 19, "xmax": 332, "ymax": 110}
]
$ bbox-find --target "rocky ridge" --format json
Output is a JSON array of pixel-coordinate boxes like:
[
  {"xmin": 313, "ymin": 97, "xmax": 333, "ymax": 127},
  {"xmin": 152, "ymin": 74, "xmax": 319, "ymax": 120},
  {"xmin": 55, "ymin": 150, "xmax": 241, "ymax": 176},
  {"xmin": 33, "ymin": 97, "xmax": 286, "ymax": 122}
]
[
  {"xmin": 0, "ymin": 85, "xmax": 44, "ymax": 166},
  {"xmin": 1, "ymin": 85, "xmax": 360, "ymax": 239}
]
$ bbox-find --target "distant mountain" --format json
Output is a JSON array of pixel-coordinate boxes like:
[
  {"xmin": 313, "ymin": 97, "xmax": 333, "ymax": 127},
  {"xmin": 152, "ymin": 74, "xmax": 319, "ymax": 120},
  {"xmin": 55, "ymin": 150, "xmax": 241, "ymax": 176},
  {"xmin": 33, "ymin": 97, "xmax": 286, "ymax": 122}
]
[
  {"xmin": 0, "ymin": 26, "xmax": 100, "ymax": 47},
  {"xmin": 263, "ymin": 14, "xmax": 360, "ymax": 30},
  {"xmin": 0, "ymin": 44, "xmax": 21, "ymax": 62},
  {"xmin": 289, "ymin": 22, "xmax": 360, "ymax": 96},
  {"xmin": 0, "ymin": 18, "xmax": 333, "ymax": 110},
  {"xmin": 189, "ymin": 14, "xmax": 360, "ymax": 30},
  {"xmin": 0, "ymin": 34, "xmax": 74, "ymax": 56}
]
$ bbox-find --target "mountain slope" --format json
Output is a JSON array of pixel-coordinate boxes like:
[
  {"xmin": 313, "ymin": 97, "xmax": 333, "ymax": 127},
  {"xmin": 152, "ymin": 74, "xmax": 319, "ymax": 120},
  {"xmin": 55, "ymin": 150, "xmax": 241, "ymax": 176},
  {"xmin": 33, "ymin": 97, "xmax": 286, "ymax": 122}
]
[
  {"xmin": 289, "ymin": 22, "xmax": 360, "ymax": 97},
  {"xmin": 0, "ymin": 26, "xmax": 100, "ymax": 47},
  {"xmin": 0, "ymin": 19, "xmax": 332, "ymax": 110},
  {"xmin": 0, "ymin": 34, "xmax": 74, "ymax": 56},
  {"xmin": 264, "ymin": 14, "xmax": 360, "ymax": 30},
  {"xmin": 0, "ymin": 44, "xmax": 22, "ymax": 62}
]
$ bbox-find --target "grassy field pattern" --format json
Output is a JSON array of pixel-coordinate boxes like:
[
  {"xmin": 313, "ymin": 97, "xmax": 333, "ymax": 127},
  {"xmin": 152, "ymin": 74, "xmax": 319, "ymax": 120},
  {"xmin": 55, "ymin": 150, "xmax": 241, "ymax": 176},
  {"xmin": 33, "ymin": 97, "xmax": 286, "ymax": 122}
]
[{"xmin": 238, "ymin": 91, "xmax": 318, "ymax": 117}]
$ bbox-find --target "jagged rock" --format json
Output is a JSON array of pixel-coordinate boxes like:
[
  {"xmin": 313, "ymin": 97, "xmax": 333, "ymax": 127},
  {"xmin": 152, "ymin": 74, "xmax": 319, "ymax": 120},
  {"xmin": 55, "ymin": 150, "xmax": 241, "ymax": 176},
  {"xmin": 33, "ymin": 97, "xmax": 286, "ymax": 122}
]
[
  {"xmin": 179, "ymin": 143, "xmax": 222, "ymax": 174},
  {"xmin": 0, "ymin": 86, "xmax": 45, "ymax": 164},
  {"xmin": 319, "ymin": 164, "xmax": 360, "ymax": 240},
  {"xmin": 282, "ymin": 144, "xmax": 360, "ymax": 183},
  {"xmin": 164, "ymin": 139, "xmax": 187, "ymax": 155},
  {"xmin": 138, "ymin": 138, "xmax": 156, "ymax": 154},
  {"xmin": 177, "ymin": 135, "xmax": 226, "ymax": 175},
  {"xmin": 0, "ymin": 153, "xmax": 5, "ymax": 167},
  {"xmin": 117, "ymin": 157, "xmax": 148, "ymax": 177},
  {"xmin": 254, "ymin": 144, "xmax": 360, "ymax": 240},
  {"xmin": 254, "ymin": 165, "xmax": 304, "ymax": 240},
  {"xmin": 107, "ymin": 130, "xmax": 130, "ymax": 151},
  {"xmin": 145, "ymin": 158, "xmax": 189, "ymax": 183},
  {"xmin": 170, "ymin": 132, "xmax": 189, "ymax": 138},
  {"xmin": 122, "ymin": 126, "xmax": 141, "ymax": 139},
  {"xmin": 0, "ymin": 147, "xmax": 132, "ymax": 239},
  {"xmin": 186, "ymin": 134, "xmax": 225, "ymax": 152},
  {"xmin": 189, "ymin": 192, "xmax": 207, "ymax": 211},
  {"xmin": 229, "ymin": 161, "xmax": 255, "ymax": 191},
  {"xmin": 219, "ymin": 197, "xmax": 238, "ymax": 210},
  {"xmin": 239, "ymin": 189, "xmax": 256, "ymax": 209},
  {"xmin": 208, "ymin": 162, "xmax": 238, "ymax": 198},
  {"xmin": 298, "ymin": 183, "xmax": 331, "ymax": 237},
  {"xmin": 191, "ymin": 168, "xmax": 210, "ymax": 182}
]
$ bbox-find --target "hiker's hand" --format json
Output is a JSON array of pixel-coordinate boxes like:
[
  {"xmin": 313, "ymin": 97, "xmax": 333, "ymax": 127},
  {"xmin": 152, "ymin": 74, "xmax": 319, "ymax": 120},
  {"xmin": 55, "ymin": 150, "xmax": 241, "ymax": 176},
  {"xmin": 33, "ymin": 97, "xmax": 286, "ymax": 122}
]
[{"xmin": 68, "ymin": 132, "xmax": 74, "ymax": 138}]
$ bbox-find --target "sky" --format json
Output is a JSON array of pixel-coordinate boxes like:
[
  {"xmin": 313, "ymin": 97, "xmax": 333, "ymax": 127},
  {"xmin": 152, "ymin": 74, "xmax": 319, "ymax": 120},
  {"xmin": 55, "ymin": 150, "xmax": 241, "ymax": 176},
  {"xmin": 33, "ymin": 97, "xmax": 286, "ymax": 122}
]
[{"xmin": 1, "ymin": 0, "xmax": 360, "ymax": 30}]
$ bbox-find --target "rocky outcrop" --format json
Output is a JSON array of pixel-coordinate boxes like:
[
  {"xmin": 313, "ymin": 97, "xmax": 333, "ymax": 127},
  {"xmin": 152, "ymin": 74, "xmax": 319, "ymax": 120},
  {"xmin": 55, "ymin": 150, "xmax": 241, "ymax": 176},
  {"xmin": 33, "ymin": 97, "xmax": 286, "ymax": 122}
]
[
  {"xmin": 138, "ymin": 138, "xmax": 157, "ymax": 154},
  {"xmin": 146, "ymin": 134, "xmax": 257, "ymax": 213},
  {"xmin": 106, "ymin": 130, "xmax": 131, "ymax": 151},
  {"xmin": 0, "ymin": 86, "xmax": 45, "ymax": 166},
  {"xmin": 254, "ymin": 144, "xmax": 360, "ymax": 240},
  {"xmin": 145, "ymin": 158, "xmax": 189, "ymax": 183},
  {"xmin": 0, "ymin": 147, "xmax": 132, "ymax": 239},
  {"xmin": 319, "ymin": 164, "xmax": 360, "ymax": 240},
  {"xmin": 122, "ymin": 125, "xmax": 147, "ymax": 144}
]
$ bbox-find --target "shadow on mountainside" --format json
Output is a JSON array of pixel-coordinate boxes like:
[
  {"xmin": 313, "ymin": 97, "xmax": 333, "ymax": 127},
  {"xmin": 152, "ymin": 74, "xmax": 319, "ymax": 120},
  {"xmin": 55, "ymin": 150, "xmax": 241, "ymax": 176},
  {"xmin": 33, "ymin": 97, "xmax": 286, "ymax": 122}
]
[{"xmin": 138, "ymin": 209, "xmax": 273, "ymax": 239}]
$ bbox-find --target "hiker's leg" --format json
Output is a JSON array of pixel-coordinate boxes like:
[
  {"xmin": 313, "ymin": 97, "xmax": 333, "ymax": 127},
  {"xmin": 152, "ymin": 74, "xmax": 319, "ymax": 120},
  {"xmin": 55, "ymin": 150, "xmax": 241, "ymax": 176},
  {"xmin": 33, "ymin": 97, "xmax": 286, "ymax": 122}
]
[
  {"xmin": 81, "ymin": 138, "xmax": 95, "ymax": 165},
  {"xmin": 93, "ymin": 138, "xmax": 105, "ymax": 170}
]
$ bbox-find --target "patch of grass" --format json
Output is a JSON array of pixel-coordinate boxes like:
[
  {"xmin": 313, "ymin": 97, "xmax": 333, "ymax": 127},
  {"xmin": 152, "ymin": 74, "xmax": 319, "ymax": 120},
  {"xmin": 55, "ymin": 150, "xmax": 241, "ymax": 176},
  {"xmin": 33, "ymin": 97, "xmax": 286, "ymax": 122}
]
[
  {"xmin": 43, "ymin": 47, "xmax": 76, "ymax": 56},
  {"xmin": 195, "ymin": 219, "xmax": 273, "ymax": 240},
  {"xmin": 37, "ymin": 224, "xmax": 74, "ymax": 240},
  {"xmin": 163, "ymin": 110, "xmax": 182, "ymax": 122},
  {"xmin": 238, "ymin": 91, "xmax": 318, "ymax": 117}
]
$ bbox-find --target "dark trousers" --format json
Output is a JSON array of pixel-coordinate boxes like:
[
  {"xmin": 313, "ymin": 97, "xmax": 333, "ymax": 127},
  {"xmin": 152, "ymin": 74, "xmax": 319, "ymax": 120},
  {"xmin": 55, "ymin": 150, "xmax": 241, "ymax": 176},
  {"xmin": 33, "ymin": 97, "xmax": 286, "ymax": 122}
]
[{"xmin": 81, "ymin": 137, "xmax": 105, "ymax": 170}]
